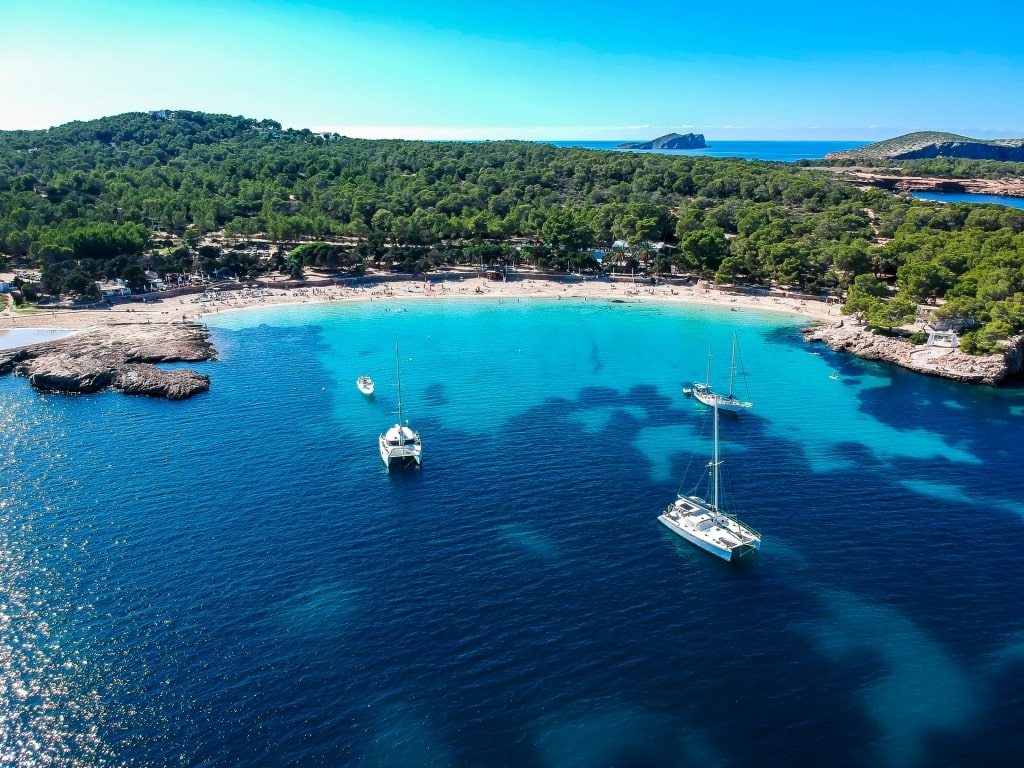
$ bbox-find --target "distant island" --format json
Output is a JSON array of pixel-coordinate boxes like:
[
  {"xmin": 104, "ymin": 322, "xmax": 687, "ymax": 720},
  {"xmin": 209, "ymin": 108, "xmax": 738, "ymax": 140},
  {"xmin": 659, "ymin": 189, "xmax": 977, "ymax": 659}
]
[
  {"xmin": 826, "ymin": 131, "xmax": 1024, "ymax": 161},
  {"xmin": 617, "ymin": 132, "xmax": 708, "ymax": 150}
]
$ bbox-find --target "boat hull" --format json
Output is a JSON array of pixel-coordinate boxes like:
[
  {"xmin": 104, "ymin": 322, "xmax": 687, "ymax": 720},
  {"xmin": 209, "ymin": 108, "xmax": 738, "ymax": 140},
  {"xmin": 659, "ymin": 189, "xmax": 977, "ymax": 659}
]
[
  {"xmin": 689, "ymin": 384, "xmax": 752, "ymax": 413},
  {"xmin": 658, "ymin": 500, "xmax": 761, "ymax": 563},
  {"xmin": 379, "ymin": 425, "xmax": 422, "ymax": 470},
  {"xmin": 380, "ymin": 452, "xmax": 420, "ymax": 470}
]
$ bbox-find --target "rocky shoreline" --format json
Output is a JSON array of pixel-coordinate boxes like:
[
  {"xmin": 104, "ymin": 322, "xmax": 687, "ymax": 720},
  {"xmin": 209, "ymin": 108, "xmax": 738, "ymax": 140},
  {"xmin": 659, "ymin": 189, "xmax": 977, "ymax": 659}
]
[
  {"xmin": 834, "ymin": 169, "xmax": 1024, "ymax": 199},
  {"xmin": 803, "ymin": 322, "xmax": 1024, "ymax": 385},
  {"xmin": 0, "ymin": 322, "xmax": 216, "ymax": 399}
]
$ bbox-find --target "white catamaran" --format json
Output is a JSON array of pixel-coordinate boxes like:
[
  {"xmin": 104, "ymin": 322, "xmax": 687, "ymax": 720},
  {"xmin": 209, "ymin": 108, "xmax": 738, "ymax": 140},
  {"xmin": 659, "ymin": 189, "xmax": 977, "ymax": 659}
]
[
  {"xmin": 683, "ymin": 333, "xmax": 753, "ymax": 413},
  {"xmin": 378, "ymin": 342, "xmax": 422, "ymax": 470},
  {"xmin": 658, "ymin": 399, "xmax": 762, "ymax": 563}
]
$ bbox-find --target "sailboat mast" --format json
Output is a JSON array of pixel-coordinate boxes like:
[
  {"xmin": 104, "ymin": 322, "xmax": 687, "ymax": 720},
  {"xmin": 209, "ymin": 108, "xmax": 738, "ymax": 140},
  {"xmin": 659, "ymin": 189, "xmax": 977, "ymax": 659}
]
[
  {"xmin": 729, "ymin": 333, "xmax": 737, "ymax": 398},
  {"xmin": 395, "ymin": 341, "xmax": 404, "ymax": 424},
  {"xmin": 705, "ymin": 346, "xmax": 712, "ymax": 388},
  {"xmin": 712, "ymin": 398, "xmax": 720, "ymax": 512}
]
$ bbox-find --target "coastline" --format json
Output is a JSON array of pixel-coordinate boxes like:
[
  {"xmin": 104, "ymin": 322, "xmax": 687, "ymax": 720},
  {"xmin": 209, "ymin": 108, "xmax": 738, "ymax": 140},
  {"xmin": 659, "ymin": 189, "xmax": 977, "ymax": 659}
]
[
  {"xmin": 1, "ymin": 271, "xmax": 839, "ymax": 332},
  {"xmin": 821, "ymin": 168, "xmax": 1024, "ymax": 199},
  {"xmin": 4, "ymin": 271, "xmax": 1020, "ymax": 392}
]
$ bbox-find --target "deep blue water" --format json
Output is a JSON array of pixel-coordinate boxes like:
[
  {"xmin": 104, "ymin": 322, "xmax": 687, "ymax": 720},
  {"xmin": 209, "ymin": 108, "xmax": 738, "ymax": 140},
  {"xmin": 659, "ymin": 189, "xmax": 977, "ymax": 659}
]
[
  {"xmin": 911, "ymin": 191, "xmax": 1024, "ymax": 210},
  {"xmin": 3, "ymin": 299, "xmax": 1024, "ymax": 767},
  {"xmin": 546, "ymin": 140, "xmax": 867, "ymax": 162}
]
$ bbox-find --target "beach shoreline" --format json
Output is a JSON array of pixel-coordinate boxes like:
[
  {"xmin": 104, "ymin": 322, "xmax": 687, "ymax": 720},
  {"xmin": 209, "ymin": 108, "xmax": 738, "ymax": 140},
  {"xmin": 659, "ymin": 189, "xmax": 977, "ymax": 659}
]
[
  {"xmin": 3, "ymin": 272, "xmax": 1021, "ymax": 388},
  {"xmin": 1, "ymin": 272, "xmax": 839, "ymax": 334}
]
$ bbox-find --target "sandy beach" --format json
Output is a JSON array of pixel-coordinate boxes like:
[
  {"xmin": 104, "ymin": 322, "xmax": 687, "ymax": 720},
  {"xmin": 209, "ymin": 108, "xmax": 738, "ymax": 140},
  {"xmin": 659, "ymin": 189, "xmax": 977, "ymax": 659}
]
[{"xmin": 1, "ymin": 272, "xmax": 838, "ymax": 333}]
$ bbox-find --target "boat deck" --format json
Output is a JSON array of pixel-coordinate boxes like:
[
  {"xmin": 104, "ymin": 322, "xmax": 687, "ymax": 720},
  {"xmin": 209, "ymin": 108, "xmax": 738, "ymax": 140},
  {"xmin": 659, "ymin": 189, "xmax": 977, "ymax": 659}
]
[{"xmin": 663, "ymin": 498, "xmax": 761, "ymax": 554}]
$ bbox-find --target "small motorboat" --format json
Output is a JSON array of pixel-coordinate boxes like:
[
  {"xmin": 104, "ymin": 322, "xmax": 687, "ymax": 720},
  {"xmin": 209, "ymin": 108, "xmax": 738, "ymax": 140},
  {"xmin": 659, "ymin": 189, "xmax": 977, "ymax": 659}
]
[{"xmin": 357, "ymin": 376, "xmax": 375, "ymax": 396}]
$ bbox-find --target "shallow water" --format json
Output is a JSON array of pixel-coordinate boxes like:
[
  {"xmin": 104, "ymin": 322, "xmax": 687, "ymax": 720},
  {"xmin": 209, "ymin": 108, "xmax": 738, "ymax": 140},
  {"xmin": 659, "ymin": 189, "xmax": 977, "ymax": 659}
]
[{"xmin": 0, "ymin": 327, "xmax": 73, "ymax": 350}]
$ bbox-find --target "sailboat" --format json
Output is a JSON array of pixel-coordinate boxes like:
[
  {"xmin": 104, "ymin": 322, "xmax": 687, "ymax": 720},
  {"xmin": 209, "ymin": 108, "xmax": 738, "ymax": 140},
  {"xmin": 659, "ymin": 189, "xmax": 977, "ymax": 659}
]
[
  {"xmin": 658, "ymin": 399, "xmax": 762, "ymax": 562},
  {"xmin": 378, "ymin": 342, "xmax": 422, "ymax": 470},
  {"xmin": 683, "ymin": 333, "xmax": 753, "ymax": 412}
]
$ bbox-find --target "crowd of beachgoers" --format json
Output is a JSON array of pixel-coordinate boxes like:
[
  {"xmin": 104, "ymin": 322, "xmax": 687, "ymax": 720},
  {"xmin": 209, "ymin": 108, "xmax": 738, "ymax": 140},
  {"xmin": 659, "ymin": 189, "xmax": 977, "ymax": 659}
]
[{"xmin": 1, "ymin": 270, "xmax": 838, "ymax": 332}]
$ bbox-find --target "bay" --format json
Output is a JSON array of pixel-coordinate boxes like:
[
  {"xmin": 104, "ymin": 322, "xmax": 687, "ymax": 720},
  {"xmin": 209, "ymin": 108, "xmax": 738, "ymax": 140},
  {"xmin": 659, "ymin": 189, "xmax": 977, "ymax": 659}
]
[
  {"xmin": 2, "ymin": 298, "xmax": 1023, "ymax": 767},
  {"xmin": 911, "ymin": 191, "xmax": 1024, "ymax": 210}
]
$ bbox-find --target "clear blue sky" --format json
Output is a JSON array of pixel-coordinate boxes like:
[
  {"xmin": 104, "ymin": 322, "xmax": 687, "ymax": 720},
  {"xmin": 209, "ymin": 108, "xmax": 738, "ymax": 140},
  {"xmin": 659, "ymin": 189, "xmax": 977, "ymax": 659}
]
[{"xmin": 2, "ymin": 0, "xmax": 1022, "ymax": 140}]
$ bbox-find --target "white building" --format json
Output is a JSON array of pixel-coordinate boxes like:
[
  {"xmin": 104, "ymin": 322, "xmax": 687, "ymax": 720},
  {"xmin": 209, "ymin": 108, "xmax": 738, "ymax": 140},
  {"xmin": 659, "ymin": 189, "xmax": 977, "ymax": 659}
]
[
  {"xmin": 97, "ymin": 279, "xmax": 131, "ymax": 298},
  {"xmin": 927, "ymin": 330, "xmax": 960, "ymax": 348}
]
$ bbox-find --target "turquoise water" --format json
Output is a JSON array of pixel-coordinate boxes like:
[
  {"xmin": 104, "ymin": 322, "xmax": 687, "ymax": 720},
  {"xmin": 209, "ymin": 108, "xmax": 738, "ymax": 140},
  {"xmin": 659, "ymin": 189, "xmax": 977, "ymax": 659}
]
[
  {"xmin": 911, "ymin": 191, "xmax": 1024, "ymax": 210},
  {"xmin": 3, "ymin": 298, "xmax": 1023, "ymax": 766}
]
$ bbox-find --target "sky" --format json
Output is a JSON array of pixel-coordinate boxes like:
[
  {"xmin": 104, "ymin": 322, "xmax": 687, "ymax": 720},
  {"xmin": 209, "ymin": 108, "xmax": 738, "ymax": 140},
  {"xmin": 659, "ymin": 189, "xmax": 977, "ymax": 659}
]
[{"xmin": 1, "ymin": 0, "xmax": 1023, "ymax": 141}]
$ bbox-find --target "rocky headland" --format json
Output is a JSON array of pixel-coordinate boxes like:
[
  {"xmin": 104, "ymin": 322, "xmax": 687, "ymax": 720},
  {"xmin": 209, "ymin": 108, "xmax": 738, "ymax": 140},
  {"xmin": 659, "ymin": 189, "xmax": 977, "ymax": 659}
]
[
  {"xmin": 617, "ymin": 133, "xmax": 708, "ymax": 150},
  {"xmin": 803, "ymin": 323, "xmax": 1024, "ymax": 385},
  {"xmin": 826, "ymin": 131, "xmax": 1024, "ymax": 162},
  {"xmin": 0, "ymin": 322, "xmax": 215, "ymax": 399}
]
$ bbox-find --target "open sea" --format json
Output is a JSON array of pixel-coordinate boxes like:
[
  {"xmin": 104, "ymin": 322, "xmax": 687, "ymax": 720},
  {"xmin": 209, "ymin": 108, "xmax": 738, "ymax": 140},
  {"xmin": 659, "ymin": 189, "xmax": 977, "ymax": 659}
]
[
  {"xmin": 3, "ymin": 298, "xmax": 1023, "ymax": 767},
  {"xmin": 545, "ymin": 140, "xmax": 868, "ymax": 162}
]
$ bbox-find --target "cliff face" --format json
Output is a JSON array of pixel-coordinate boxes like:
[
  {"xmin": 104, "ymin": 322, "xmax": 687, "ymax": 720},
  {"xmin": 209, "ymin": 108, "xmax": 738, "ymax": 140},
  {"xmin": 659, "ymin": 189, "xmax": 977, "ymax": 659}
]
[
  {"xmin": 617, "ymin": 133, "xmax": 708, "ymax": 150},
  {"xmin": 891, "ymin": 141, "xmax": 1024, "ymax": 161},
  {"xmin": 827, "ymin": 131, "xmax": 1024, "ymax": 161},
  {"xmin": 0, "ymin": 322, "xmax": 215, "ymax": 399}
]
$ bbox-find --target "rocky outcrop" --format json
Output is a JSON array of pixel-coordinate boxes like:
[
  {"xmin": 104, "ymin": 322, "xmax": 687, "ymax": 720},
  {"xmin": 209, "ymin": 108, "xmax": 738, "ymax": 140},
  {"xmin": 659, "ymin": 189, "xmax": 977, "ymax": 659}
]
[
  {"xmin": 0, "ymin": 322, "xmax": 215, "ymax": 399},
  {"xmin": 803, "ymin": 323, "xmax": 1024, "ymax": 385},
  {"xmin": 834, "ymin": 170, "xmax": 1024, "ymax": 199},
  {"xmin": 617, "ymin": 133, "xmax": 708, "ymax": 150},
  {"xmin": 116, "ymin": 364, "xmax": 210, "ymax": 400},
  {"xmin": 827, "ymin": 131, "xmax": 1024, "ymax": 161}
]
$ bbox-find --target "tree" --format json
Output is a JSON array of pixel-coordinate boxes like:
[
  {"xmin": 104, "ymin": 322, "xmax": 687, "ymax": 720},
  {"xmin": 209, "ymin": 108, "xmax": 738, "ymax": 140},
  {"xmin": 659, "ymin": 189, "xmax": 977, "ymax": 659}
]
[
  {"xmin": 896, "ymin": 260, "xmax": 953, "ymax": 303},
  {"xmin": 850, "ymin": 273, "xmax": 889, "ymax": 298},
  {"xmin": 541, "ymin": 207, "xmax": 594, "ymax": 252},
  {"xmin": 679, "ymin": 228, "xmax": 728, "ymax": 273},
  {"xmin": 864, "ymin": 295, "xmax": 917, "ymax": 330},
  {"xmin": 832, "ymin": 243, "xmax": 873, "ymax": 278},
  {"xmin": 776, "ymin": 257, "xmax": 804, "ymax": 287},
  {"xmin": 715, "ymin": 255, "xmax": 746, "ymax": 284},
  {"xmin": 121, "ymin": 264, "xmax": 148, "ymax": 292},
  {"xmin": 842, "ymin": 273, "xmax": 890, "ymax": 321},
  {"xmin": 286, "ymin": 257, "xmax": 305, "ymax": 281},
  {"xmin": 930, "ymin": 295, "xmax": 984, "ymax": 330},
  {"xmin": 370, "ymin": 208, "xmax": 395, "ymax": 241}
]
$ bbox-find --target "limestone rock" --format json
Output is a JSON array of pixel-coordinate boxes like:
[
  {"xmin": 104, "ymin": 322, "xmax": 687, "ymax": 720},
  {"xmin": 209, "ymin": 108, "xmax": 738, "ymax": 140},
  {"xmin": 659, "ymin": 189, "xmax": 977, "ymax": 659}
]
[
  {"xmin": 1, "ymin": 322, "xmax": 216, "ymax": 399},
  {"xmin": 803, "ymin": 323, "xmax": 1022, "ymax": 385},
  {"xmin": 25, "ymin": 352, "xmax": 116, "ymax": 393},
  {"xmin": 117, "ymin": 364, "xmax": 210, "ymax": 400}
]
